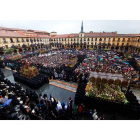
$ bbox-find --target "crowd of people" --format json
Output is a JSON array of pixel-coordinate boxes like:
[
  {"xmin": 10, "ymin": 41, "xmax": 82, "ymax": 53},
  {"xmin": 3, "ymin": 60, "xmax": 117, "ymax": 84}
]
[
  {"xmin": 0, "ymin": 68, "xmax": 97, "ymax": 120},
  {"xmin": 1, "ymin": 48, "xmax": 140, "ymax": 120},
  {"xmin": 1, "ymin": 48, "xmax": 140, "ymax": 87}
]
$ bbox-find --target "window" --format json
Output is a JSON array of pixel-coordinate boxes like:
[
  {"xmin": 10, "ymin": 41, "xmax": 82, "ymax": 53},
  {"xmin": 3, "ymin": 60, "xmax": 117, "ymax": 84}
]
[
  {"xmin": 99, "ymin": 38, "xmax": 102, "ymax": 41},
  {"xmin": 122, "ymin": 43, "xmax": 124, "ymax": 46},
  {"xmin": 10, "ymin": 38, "xmax": 13, "ymax": 43},
  {"xmin": 104, "ymin": 38, "xmax": 106, "ymax": 41},
  {"xmin": 117, "ymin": 43, "xmax": 119, "ymax": 46},
  {"xmin": 95, "ymin": 38, "xmax": 97, "ymax": 41}
]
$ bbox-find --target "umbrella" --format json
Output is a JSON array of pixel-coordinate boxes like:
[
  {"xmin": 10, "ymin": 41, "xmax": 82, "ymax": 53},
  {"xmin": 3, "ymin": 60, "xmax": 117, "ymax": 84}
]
[
  {"xmin": 3, "ymin": 99, "xmax": 12, "ymax": 107},
  {"xmin": 88, "ymin": 58, "xmax": 92, "ymax": 60},
  {"xmin": 0, "ymin": 98, "xmax": 8, "ymax": 104},
  {"xmin": 83, "ymin": 63, "xmax": 86, "ymax": 66},
  {"xmin": 117, "ymin": 66, "xmax": 121, "ymax": 68}
]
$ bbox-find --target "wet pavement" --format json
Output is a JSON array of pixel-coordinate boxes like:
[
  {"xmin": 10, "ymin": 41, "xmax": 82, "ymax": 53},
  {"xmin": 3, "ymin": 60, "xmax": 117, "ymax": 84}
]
[{"xmin": 1, "ymin": 68, "xmax": 75, "ymax": 104}]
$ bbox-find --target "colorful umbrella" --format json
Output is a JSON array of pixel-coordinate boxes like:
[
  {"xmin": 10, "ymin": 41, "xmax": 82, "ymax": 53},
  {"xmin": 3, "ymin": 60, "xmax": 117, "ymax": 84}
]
[{"xmin": 3, "ymin": 99, "xmax": 12, "ymax": 107}]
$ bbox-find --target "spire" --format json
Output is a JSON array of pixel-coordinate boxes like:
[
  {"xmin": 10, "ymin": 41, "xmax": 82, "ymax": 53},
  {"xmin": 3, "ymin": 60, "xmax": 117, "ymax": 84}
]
[{"xmin": 80, "ymin": 20, "xmax": 84, "ymax": 33}]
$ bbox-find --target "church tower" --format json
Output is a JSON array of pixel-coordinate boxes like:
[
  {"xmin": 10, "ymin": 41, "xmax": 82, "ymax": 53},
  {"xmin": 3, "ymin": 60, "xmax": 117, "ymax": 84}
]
[{"xmin": 80, "ymin": 20, "xmax": 84, "ymax": 33}]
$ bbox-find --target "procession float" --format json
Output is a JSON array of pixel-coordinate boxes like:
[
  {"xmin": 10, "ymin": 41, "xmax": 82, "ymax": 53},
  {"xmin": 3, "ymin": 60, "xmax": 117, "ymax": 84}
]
[
  {"xmin": 85, "ymin": 71, "xmax": 129, "ymax": 104},
  {"xmin": 65, "ymin": 54, "xmax": 77, "ymax": 67},
  {"xmin": 20, "ymin": 62, "xmax": 39, "ymax": 79}
]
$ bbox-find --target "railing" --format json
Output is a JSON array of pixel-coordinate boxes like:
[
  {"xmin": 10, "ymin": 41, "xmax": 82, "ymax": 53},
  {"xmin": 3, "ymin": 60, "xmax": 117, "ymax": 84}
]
[
  {"xmin": 122, "ymin": 40, "xmax": 125, "ymax": 42},
  {"xmin": 10, "ymin": 41, "xmax": 15, "ymax": 43},
  {"xmin": 3, "ymin": 41, "xmax": 8, "ymax": 43},
  {"xmin": 17, "ymin": 41, "xmax": 20, "ymax": 43}
]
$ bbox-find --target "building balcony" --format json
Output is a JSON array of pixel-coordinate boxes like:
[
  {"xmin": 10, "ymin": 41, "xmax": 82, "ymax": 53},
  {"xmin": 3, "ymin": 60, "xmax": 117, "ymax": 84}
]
[
  {"xmin": 10, "ymin": 41, "xmax": 15, "ymax": 43},
  {"xmin": 3, "ymin": 41, "xmax": 8, "ymax": 44},
  {"xmin": 122, "ymin": 40, "xmax": 126, "ymax": 42},
  {"xmin": 117, "ymin": 40, "xmax": 120, "ymax": 42}
]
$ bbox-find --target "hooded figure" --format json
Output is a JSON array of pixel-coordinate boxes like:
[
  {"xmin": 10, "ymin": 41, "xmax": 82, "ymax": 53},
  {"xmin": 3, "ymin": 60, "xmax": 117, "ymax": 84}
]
[{"xmin": 92, "ymin": 112, "xmax": 98, "ymax": 120}]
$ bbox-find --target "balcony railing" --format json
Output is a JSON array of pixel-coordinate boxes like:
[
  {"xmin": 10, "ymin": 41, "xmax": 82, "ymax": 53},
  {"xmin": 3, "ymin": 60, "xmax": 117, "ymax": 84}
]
[
  {"xmin": 122, "ymin": 40, "xmax": 125, "ymax": 42},
  {"xmin": 10, "ymin": 41, "xmax": 15, "ymax": 43},
  {"xmin": 17, "ymin": 40, "xmax": 20, "ymax": 43},
  {"xmin": 3, "ymin": 41, "xmax": 8, "ymax": 43}
]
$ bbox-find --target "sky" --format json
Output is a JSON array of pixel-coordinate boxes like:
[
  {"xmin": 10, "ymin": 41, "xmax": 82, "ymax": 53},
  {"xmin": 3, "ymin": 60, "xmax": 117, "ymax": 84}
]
[{"xmin": 0, "ymin": 20, "xmax": 140, "ymax": 35}]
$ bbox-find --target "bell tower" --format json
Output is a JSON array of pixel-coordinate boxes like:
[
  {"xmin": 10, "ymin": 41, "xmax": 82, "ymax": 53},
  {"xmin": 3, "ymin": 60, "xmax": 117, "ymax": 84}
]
[{"xmin": 80, "ymin": 20, "xmax": 84, "ymax": 33}]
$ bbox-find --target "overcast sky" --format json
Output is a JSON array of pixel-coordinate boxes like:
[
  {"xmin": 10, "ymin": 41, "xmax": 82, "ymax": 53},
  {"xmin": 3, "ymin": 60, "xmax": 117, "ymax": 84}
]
[{"xmin": 0, "ymin": 20, "xmax": 140, "ymax": 35}]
